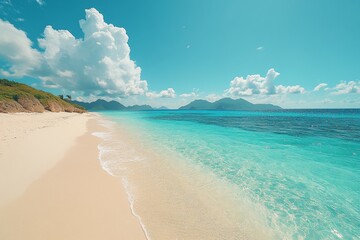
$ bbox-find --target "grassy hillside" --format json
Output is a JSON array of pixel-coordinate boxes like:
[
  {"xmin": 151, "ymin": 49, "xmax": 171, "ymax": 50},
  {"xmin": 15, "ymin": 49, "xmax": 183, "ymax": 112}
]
[{"xmin": 0, "ymin": 79, "xmax": 86, "ymax": 113}]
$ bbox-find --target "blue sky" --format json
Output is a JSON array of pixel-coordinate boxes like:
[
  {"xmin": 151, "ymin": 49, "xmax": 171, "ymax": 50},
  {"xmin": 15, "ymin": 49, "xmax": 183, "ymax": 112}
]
[{"xmin": 0, "ymin": 0, "xmax": 359, "ymax": 108}]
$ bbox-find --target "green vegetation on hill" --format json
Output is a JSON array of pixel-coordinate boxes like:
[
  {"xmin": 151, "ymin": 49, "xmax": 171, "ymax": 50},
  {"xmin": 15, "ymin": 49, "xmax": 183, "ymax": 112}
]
[{"xmin": 0, "ymin": 79, "xmax": 86, "ymax": 113}]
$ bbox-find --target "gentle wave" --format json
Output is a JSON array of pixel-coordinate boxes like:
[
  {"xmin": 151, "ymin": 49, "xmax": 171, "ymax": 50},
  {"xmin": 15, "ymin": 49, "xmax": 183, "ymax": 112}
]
[
  {"xmin": 92, "ymin": 121, "xmax": 151, "ymax": 240},
  {"xmin": 95, "ymin": 110, "xmax": 360, "ymax": 239}
]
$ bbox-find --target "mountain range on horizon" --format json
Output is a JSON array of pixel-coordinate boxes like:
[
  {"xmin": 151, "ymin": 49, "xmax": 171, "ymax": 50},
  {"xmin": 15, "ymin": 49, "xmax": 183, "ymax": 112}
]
[
  {"xmin": 0, "ymin": 79, "xmax": 282, "ymax": 112},
  {"xmin": 179, "ymin": 98, "xmax": 282, "ymax": 111},
  {"xmin": 72, "ymin": 99, "xmax": 155, "ymax": 111},
  {"xmin": 73, "ymin": 97, "xmax": 282, "ymax": 111}
]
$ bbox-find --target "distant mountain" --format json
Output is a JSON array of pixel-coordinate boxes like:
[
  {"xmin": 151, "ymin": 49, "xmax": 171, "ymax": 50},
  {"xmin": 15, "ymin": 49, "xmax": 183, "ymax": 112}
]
[
  {"xmin": 0, "ymin": 79, "xmax": 85, "ymax": 113},
  {"xmin": 126, "ymin": 104, "xmax": 153, "ymax": 111},
  {"xmin": 73, "ymin": 97, "xmax": 281, "ymax": 112},
  {"xmin": 179, "ymin": 99, "xmax": 214, "ymax": 110},
  {"xmin": 179, "ymin": 97, "xmax": 281, "ymax": 111},
  {"xmin": 73, "ymin": 100, "xmax": 153, "ymax": 111},
  {"xmin": 72, "ymin": 99, "xmax": 126, "ymax": 111},
  {"xmin": 157, "ymin": 106, "xmax": 169, "ymax": 110}
]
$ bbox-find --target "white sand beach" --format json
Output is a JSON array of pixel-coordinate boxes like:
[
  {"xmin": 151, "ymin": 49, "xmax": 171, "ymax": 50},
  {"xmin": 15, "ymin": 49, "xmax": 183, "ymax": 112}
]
[{"xmin": 0, "ymin": 112, "xmax": 146, "ymax": 240}]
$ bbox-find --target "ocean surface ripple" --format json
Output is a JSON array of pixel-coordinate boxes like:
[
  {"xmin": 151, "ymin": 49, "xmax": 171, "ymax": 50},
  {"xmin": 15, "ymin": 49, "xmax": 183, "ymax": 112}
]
[{"xmin": 99, "ymin": 109, "xmax": 360, "ymax": 240}]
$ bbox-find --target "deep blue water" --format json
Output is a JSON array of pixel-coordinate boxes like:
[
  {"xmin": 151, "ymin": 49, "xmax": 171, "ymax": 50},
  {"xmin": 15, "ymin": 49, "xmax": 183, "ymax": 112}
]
[{"xmin": 101, "ymin": 109, "xmax": 360, "ymax": 239}]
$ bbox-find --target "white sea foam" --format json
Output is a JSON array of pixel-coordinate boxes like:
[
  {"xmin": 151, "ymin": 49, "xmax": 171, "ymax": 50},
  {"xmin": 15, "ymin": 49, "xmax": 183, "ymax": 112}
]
[
  {"xmin": 93, "ymin": 114, "xmax": 278, "ymax": 239},
  {"xmin": 122, "ymin": 177, "xmax": 151, "ymax": 240},
  {"xmin": 92, "ymin": 131, "xmax": 112, "ymax": 140},
  {"xmin": 91, "ymin": 110, "xmax": 360, "ymax": 239},
  {"xmin": 92, "ymin": 121, "xmax": 145, "ymax": 175},
  {"xmin": 92, "ymin": 117, "xmax": 151, "ymax": 239},
  {"xmin": 331, "ymin": 229, "xmax": 343, "ymax": 239}
]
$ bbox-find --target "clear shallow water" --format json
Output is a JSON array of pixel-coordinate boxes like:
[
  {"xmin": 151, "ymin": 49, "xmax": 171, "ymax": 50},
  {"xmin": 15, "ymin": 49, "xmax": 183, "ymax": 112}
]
[{"xmin": 99, "ymin": 109, "xmax": 360, "ymax": 240}]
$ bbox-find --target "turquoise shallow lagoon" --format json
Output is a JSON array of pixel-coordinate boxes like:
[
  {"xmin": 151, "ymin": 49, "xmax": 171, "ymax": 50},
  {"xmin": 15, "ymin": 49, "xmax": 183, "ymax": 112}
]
[{"xmin": 98, "ymin": 109, "xmax": 360, "ymax": 239}]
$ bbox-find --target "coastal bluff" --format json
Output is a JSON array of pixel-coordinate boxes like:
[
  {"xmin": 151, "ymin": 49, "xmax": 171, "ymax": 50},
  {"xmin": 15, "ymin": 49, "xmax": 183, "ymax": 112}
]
[{"xmin": 0, "ymin": 79, "xmax": 85, "ymax": 113}]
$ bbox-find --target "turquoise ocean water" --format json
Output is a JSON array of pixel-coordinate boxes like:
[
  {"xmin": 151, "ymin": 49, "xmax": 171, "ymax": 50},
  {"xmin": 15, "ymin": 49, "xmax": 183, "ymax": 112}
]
[{"xmin": 97, "ymin": 109, "xmax": 360, "ymax": 240}]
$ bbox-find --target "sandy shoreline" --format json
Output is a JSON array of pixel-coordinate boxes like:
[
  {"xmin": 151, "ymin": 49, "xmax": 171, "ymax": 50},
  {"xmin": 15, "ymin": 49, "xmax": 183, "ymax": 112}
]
[{"xmin": 0, "ymin": 112, "xmax": 146, "ymax": 240}]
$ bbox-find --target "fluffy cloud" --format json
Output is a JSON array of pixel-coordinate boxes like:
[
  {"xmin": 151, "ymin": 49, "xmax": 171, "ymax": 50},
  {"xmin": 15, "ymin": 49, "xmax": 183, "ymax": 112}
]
[
  {"xmin": 180, "ymin": 90, "xmax": 198, "ymax": 98},
  {"xmin": 313, "ymin": 83, "xmax": 328, "ymax": 91},
  {"xmin": 0, "ymin": 8, "xmax": 148, "ymax": 97},
  {"xmin": 332, "ymin": 81, "xmax": 360, "ymax": 95},
  {"xmin": 0, "ymin": 19, "xmax": 41, "ymax": 77},
  {"xmin": 38, "ymin": 8, "xmax": 147, "ymax": 96},
  {"xmin": 146, "ymin": 88, "xmax": 176, "ymax": 98},
  {"xmin": 276, "ymin": 85, "xmax": 305, "ymax": 94},
  {"xmin": 225, "ymin": 68, "xmax": 278, "ymax": 96},
  {"xmin": 225, "ymin": 68, "xmax": 305, "ymax": 97}
]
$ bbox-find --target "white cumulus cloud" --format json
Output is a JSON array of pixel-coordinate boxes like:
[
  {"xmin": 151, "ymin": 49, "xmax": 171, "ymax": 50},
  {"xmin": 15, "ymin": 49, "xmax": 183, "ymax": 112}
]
[
  {"xmin": 332, "ymin": 81, "xmax": 360, "ymax": 95},
  {"xmin": 226, "ymin": 68, "xmax": 279, "ymax": 96},
  {"xmin": 276, "ymin": 85, "xmax": 305, "ymax": 94},
  {"xmin": 0, "ymin": 19, "xmax": 41, "ymax": 77},
  {"xmin": 146, "ymin": 88, "xmax": 176, "ymax": 98},
  {"xmin": 225, "ymin": 68, "xmax": 306, "ymax": 97},
  {"xmin": 180, "ymin": 89, "xmax": 198, "ymax": 98},
  {"xmin": 0, "ymin": 8, "xmax": 148, "ymax": 97},
  {"xmin": 37, "ymin": 8, "xmax": 147, "ymax": 96},
  {"xmin": 313, "ymin": 83, "xmax": 328, "ymax": 91}
]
